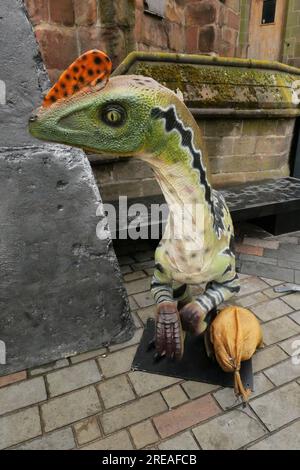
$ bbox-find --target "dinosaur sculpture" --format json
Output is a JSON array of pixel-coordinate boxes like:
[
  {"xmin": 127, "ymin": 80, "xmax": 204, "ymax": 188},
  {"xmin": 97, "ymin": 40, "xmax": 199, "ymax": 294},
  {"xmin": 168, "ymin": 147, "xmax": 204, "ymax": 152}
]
[{"xmin": 29, "ymin": 50, "xmax": 240, "ymax": 360}]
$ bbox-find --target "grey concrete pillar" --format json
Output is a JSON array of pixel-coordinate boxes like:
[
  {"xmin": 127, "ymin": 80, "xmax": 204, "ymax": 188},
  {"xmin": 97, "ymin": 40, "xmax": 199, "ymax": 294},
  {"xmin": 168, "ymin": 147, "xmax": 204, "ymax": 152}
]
[{"xmin": 0, "ymin": 0, "xmax": 134, "ymax": 375}]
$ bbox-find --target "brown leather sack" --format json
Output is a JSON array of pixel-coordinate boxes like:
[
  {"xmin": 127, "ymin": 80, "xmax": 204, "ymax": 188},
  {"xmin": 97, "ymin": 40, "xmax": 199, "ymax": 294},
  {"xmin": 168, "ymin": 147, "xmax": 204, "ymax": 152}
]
[{"xmin": 210, "ymin": 306, "xmax": 263, "ymax": 402}]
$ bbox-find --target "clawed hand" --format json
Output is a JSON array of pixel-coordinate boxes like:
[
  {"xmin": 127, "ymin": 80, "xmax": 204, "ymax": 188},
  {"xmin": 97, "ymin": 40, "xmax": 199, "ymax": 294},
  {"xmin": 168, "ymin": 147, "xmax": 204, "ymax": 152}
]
[
  {"xmin": 180, "ymin": 302, "xmax": 208, "ymax": 336},
  {"xmin": 150, "ymin": 301, "xmax": 208, "ymax": 362},
  {"xmin": 150, "ymin": 301, "xmax": 184, "ymax": 361}
]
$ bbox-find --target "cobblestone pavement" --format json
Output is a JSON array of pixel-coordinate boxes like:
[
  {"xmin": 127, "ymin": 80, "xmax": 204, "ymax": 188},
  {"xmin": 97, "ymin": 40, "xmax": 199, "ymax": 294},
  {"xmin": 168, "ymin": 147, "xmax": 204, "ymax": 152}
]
[
  {"xmin": 0, "ymin": 240, "xmax": 300, "ymax": 450},
  {"xmin": 236, "ymin": 225, "xmax": 300, "ymax": 284}
]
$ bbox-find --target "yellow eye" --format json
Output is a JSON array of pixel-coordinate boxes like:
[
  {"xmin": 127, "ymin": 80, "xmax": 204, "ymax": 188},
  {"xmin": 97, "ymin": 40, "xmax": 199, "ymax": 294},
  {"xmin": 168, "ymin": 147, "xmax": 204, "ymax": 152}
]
[
  {"xmin": 101, "ymin": 104, "xmax": 126, "ymax": 127},
  {"xmin": 106, "ymin": 110, "xmax": 121, "ymax": 123}
]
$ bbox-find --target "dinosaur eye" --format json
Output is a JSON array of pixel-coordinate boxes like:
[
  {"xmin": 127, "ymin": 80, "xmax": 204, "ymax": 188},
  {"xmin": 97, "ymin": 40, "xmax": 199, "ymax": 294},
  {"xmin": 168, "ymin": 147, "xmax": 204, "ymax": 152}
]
[{"xmin": 101, "ymin": 104, "xmax": 126, "ymax": 127}]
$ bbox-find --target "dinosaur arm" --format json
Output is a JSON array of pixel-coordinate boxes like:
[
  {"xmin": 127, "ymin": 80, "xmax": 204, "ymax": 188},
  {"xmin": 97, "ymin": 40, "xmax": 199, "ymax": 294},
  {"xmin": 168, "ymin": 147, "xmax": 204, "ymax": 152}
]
[
  {"xmin": 180, "ymin": 264, "xmax": 240, "ymax": 335},
  {"xmin": 196, "ymin": 267, "xmax": 240, "ymax": 314}
]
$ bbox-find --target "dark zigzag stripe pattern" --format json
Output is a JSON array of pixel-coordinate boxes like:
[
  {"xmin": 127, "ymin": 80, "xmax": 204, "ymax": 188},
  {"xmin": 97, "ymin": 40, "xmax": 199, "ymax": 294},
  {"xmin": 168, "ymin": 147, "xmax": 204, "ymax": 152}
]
[{"xmin": 151, "ymin": 106, "xmax": 223, "ymax": 235}]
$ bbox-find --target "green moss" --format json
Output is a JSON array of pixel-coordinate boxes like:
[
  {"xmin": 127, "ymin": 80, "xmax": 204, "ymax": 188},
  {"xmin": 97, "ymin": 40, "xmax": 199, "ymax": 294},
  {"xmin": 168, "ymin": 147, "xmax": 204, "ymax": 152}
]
[{"xmin": 129, "ymin": 62, "xmax": 297, "ymax": 108}]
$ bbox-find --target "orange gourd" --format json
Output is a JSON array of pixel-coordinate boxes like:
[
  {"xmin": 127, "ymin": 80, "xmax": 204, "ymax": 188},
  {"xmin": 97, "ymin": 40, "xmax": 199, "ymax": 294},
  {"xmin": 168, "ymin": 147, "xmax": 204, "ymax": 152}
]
[{"xmin": 210, "ymin": 306, "xmax": 263, "ymax": 402}]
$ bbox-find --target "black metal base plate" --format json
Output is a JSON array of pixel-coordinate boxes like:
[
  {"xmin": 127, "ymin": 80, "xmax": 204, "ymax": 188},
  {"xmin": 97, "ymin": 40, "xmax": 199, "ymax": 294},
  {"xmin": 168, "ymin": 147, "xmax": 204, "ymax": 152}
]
[{"xmin": 132, "ymin": 319, "xmax": 253, "ymax": 390}]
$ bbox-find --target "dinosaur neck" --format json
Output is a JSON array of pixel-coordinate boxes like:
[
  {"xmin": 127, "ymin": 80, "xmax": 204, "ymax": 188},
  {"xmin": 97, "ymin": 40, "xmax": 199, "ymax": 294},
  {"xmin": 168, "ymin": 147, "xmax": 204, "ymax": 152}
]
[
  {"xmin": 143, "ymin": 154, "xmax": 209, "ymax": 208},
  {"xmin": 140, "ymin": 105, "xmax": 213, "ymax": 215}
]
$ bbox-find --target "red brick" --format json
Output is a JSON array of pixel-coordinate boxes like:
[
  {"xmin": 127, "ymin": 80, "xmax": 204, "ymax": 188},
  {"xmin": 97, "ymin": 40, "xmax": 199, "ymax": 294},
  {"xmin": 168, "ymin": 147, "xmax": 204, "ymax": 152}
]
[
  {"xmin": 198, "ymin": 24, "xmax": 217, "ymax": 53},
  {"xmin": 135, "ymin": 0, "xmax": 144, "ymax": 10},
  {"xmin": 74, "ymin": 0, "xmax": 97, "ymax": 26},
  {"xmin": 25, "ymin": 0, "xmax": 49, "ymax": 25},
  {"xmin": 226, "ymin": 0, "xmax": 240, "ymax": 12},
  {"xmin": 49, "ymin": 0, "xmax": 74, "ymax": 26},
  {"xmin": 165, "ymin": 0, "xmax": 185, "ymax": 24},
  {"xmin": 222, "ymin": 27, "xmax": 234, "ymax": 43},
  {"xmin": 186, "ymin": 1, "xmax": 217, "ymax": 26},
  {"xmin": 35, "ymin": 26, "xmax": 78, "ymax": 69},
  {"xmin": 186, "ymin": 26, "xmax": 199, "ymax": 53},
  {"xmin": 226, "ymin": 9, "xmax": 240, "ymax": 30},
  {"xmin": 47, "ymin": 68, "xmax": 63, "ymax": 84},
  {"xmin": 153, "ymin": 394, "xmax": 220, "ymax": 438},
  {"xmin": 0, "ymin": 371, "xmax": 27, "ymax": 388},
  {"xmin": 78, "ymin": 26, "xmax": 103, "ymax": 53},
  {"xmin": 98, "ymin": 27, "xmax": 126, "ymax": 66},
  {"xmin": 235, "ymin": 243, "xmax": 264, "ymax": 256},
  {"xmin": 168, "ymin": 23, "xmax": 185, "ymax": 52},
  {"xmin": 135, "ymin": 8, "xmax": 143, "ymax": 39},
  {"xmin": 140, "ymin": 15, "xmax": 168, "ymax": 48}
]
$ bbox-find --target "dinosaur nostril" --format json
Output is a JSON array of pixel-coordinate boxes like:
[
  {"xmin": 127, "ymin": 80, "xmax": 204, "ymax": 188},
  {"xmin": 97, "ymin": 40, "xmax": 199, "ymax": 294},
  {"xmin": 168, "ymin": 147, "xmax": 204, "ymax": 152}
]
[{"xmin": 29, "ymin": 112, "xmax": 37, "ymax": 123}]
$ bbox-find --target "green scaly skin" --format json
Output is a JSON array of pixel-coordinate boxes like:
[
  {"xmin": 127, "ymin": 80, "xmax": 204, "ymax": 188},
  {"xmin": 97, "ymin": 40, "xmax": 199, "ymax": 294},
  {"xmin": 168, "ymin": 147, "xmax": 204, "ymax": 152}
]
[{"xmin": 29, "ymin": 74, "xmax": 240, "ymax": 360}]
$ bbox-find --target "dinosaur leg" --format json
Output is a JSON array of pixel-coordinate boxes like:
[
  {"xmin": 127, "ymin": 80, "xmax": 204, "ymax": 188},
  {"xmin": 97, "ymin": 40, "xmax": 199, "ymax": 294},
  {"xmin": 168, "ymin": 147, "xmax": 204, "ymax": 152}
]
[{"xmin": 150, "ymin": 269, "xmax": 184, "ymax": 360}]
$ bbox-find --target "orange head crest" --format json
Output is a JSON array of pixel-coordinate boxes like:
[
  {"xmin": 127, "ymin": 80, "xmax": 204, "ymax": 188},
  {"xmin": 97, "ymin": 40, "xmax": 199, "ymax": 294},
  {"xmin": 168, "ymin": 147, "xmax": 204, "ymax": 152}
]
[{"xmin": 42, "ymin": 50, "xmax": 112, "ymax": 108}]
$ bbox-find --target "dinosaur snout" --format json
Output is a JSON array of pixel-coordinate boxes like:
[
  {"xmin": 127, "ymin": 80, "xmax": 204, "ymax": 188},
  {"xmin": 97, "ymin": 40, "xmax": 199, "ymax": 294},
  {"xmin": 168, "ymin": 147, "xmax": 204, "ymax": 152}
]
[{"xmin": 29, "ymin": 111, "xmax": 38, "ymax": 123}]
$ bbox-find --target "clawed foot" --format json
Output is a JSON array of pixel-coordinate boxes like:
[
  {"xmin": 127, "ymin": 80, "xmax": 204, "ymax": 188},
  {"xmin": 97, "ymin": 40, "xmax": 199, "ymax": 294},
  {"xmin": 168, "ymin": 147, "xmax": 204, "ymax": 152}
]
[
  {"xmin": 179, "ymin": 302, "xmax": 207, "ymax": 336},
  {"xmin": 154, "ymin": 302, "xmax": 184, "ymax": 361}
]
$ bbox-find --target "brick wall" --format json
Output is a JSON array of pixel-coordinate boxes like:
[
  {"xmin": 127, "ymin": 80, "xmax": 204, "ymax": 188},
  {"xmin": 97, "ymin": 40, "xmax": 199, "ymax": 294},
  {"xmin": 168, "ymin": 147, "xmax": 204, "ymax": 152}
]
[
  {"xmin": 204, "ymin": 118, "xmax": 293, "ymax": 188},
  {"xmin": 237, "ymin": 0, "xmax": 250, "ymax": 58},
  {"xmin": 282, "ymin": 0, "xmax": 300, "ymax": 67},
  {"xmin": 25, "ymin": 0, "xmax": 136, "ymax": 83},
  {"xmin": 135, "ymin": 0, "xmax": 186, "ymax": 53},
  {"xmin": 186, "ymin": 0, "xmax": 240, "ymax": 56},
  {"xmin": 26, "ymin": 1, "xmax": 241, "ymax": 83},
  {"xmin": 94, "ymin": 117, "xmax": 294, "ymax": 202}
]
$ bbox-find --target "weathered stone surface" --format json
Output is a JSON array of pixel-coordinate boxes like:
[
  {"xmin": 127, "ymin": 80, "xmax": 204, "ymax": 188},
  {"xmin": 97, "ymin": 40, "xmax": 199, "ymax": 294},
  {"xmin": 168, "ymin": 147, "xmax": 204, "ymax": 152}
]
[
  {"xmin": 101, "ymin": 392, "xmax": 167, "ymax": 434},
  {"xmin": 0, "ymin": 146, "xmax": 133, "ymax": 374},
  {"xmin": 252, "ymin": 345, "xmax": 288, "ymax": 372},
  {"xmin": 213, "ymin": 373, "xmax": 273, "ymax": 410},
  {"xmin": 29, "ymin": 359, "xmax": 69, "ymax": 376},
  {"xmin": 70, "ymin": 348, "xmax": 107, "ymax": 364},
  {"xmin": 193, "ymin": 409, "xmax": 266, "ymax": 450},
  {"xmin": 128, "ymin": 371, "xmax": 179, "ymax": 397},
  {"xmin": 262, "ymin": 317, "xmax": 300, "ymax": 345},
  {"xmin": 41, "ymin": 386, "xmax": 101, "ymax": 432},
  {"xmin": 282, "ymin": 293, "xmax": 300, "ymax": 310},
  {"xmin": 158, "ymin": 431, "xmax": 199, "ymax": 451},
  {"xmin": 97, "ymin": 345, "xmax": 137, "ymax": 378},
  {"xmin": 0, "ymin": 0, "xmax": 49, "ymax": 146},
  {"xmin": 181, "ymin": 381, "xmax": 219, "ymax": 399},
  {"xmin": 97, "ymin": 375, "xmax": 135, "ymax": 408},
  {"xmin": 108, "ymin": 328, "xmax": 143, "ymax": 352},
  {"xmin": 162, "ymin": 385, "xmax": 188, "ymax": 408},
  {"xmin": 47, "ymin": 360, "xmax": 101, "ymax": 397},
  {"xmin": 0, "ymin": 377, "xmax": 46, "ymax": 415},
  {"xmin": 82, "ymin": 430, "xmax": 133, "ymax": 450},
  {"xmin": 130, "ymin": 420, "xmax": 158, "ymax": 449},
  {"xmin": 249, "ymin": 420, "xmax": 300, "ymax": 450},
  {"xmin": 0, "ymin": 407, "xmax": 41, "ymax": 449},
  {"xmin": 250, "ymin": 382, "xmax": 300, "ymax": 431},
  {"xmin": 0, "ymin": 0, "xmax": 133, "ymax": 376},
  {"xmin": 251, "ymin": 298, "xmax": 293, "ymax": 322},
  {"xmin": 264, "ymin": 358, "xmax": 300, "ymax": 385},
  {"xmin": 279, "ymin": 334, "xmax": 300, "ymax": 355},
  {"xmin": 74, "ymin": 416, "xmax": 101, "ymax": 445},
  {"xmin": 16, "ymin": 427, "xmax": 75, "ymax": 450}
]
